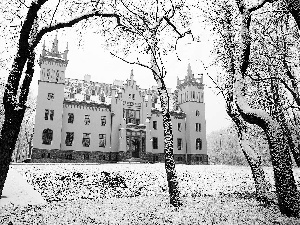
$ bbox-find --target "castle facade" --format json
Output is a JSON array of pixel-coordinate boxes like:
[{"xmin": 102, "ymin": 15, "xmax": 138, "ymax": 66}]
[{"xmin": 31, "ymin": 37, "xmax": 208, "ymax": 164}]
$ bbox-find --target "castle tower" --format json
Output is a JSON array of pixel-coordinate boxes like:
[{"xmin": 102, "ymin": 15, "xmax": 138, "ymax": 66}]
[
  {"xmin": 176, "ymin": 63, "xmax": 208, "ymax": 164},
  {"xmin": 32, "ymin": 35, "xmax": 69, "ymax": 159}
]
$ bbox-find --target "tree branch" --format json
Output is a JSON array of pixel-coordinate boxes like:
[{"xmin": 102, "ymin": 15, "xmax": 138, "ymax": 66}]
[
  {"xmin": 163, "ymin": 16, "xmax": 182, "ymax": 37},
  {"xmin": 50, "ymin": 0, "xmax": 61, "ymax": 27},
  {"xmin": 32, "ymin": 12, "xmax": 121, "ymax": 49},
  {"xmin": 248, "ymin": 0, "xmax": 272, "ymax": 13},
  {"xmin": 110, "ymin": 51, "xmax": 157, "ymax": 75}
]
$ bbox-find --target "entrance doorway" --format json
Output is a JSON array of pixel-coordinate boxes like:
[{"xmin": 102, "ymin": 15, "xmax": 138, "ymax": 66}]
[
  {"xmin": 132, "ymin": 138, "xmax": 140, "ymax": 158},
  {"xmin": 126, "ymin": 130, "xmax": 146, "ymax": 158}
]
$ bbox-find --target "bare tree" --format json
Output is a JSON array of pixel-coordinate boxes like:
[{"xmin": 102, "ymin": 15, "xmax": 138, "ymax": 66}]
[
  {"xmin": 201, "ymin": 0, "xmax": 273, "ymax": 204},
  {"xmin": 99, "ymin": 0, "xmax": 193, "ymax": 207},
  {"xmin": 232, "ymin": 0, "xmax": 300, "ymax": 217}
]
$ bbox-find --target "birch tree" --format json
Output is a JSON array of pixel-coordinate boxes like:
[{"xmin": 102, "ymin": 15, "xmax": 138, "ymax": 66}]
[{"xmin": 99, "ymin": 0, "xmax": 192, "ymax": 207}]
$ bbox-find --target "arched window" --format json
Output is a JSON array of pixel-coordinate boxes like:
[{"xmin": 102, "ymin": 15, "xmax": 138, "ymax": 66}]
[
  {"xmin": 196, "ymin": 138, "xmax": 202, "ymax": 150},
  {"xmin": 42, "ymin": 129, "xmax": 53, "ymax": 145},
  {"xmin": 196, "ymin": 110, "xmax": 200, "ymax": 116}
]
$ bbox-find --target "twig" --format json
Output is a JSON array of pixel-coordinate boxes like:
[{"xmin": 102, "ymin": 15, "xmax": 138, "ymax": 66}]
[
  {"xmin": 110, "ymin": 51, "xmax": 157, "ymax": 75},
  {"xmin": 50, "ymin": 0, "xmax": 61, "ymax": 27}
]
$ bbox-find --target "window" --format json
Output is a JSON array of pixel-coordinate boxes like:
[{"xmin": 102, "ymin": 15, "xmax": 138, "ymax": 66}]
[
  {"xmin": 42, "ymin": 129, "xmax": 53, "ymax": 145},
  {"xmin": 99, "ymin": 134, "xmax": 106, "ymax": 147},
  {"xmin": 123, "ymin": 109, "xmax": 140, "ymax": 124},
  {"xmin": 45, "ymin": 109, "xmax": 49, "ymax": 120},
  {"xmin": 82, "ymin": 133, "xmax": 90, "ymax": 147},
  {"xmin": 85, "ymin": 95, "xmax": 90, "ymax": 101},
  {"xmin": 177, "ymin": 138, "xmax": 182, "ymax": 150},
  {"xmin": 46, "ymin": 69, "xmax": 50, "ymax": 79},
  {"xmin": 65, "ymin": 132, "xmax": 74, "ymax": 146},
  {"xmin": 153, "ymin": 137, "xmax": 158, "ymax": 149},
  {"xmin": 50, "ymin": 110, "xmax": 54, "ymax": 120},
  {"xmin": 56, "ymin": 70, "xmax": 60, "ymax": 82},
  {"xmin": 101, "ymin": 116, "xmax": 106, "ymax": 126},
  {"xmin": 196, "ymin": 138, "xmax": 202, "ymax": 150},
  {"xmin": 136, "ymin": 119, "xmax": 140, "ymax": 125},
  {"xmin": 178, "ymin": 123, "xmax": 182, "ymax": 132},
  {"xmin": 65, "ymin": 154, "xmax": 73, "ymax": 160},
  {"xmin": 47, "ymin": 153, "xmax": 51, "ymax": 158},
  {"xmin": 153, "ymin": 121, "xmax": 157, "ymax": 130},
  {"xmin": 129, "ymin": 94, "xmax": 131, "ymax": 99},
  {"xmin": 128, "ymin": 110, "xmax": 135, "ymax": 123},
  {"xmin": 84, "ymin": 115, "xmax": 90, "ymax": 125},
  {"xmin": 47, "ymin": 93, "xmax": 54, "ymax": 100},
  {"xmin": 84, "ymin": 154, "xmax": 89, "ymax": 160},
  {"xmin": 196, "ymin": 123, "xmax": 201, "ymax": 132},
  {"xmin": 135, "ymin": 110, "xmax": 140, "ymax": 125},
  {"xmin": 132, "ymin": 94, "xmax": 135, "ymax": 100},
  {"xmin": 68, "ymin": 113, "xmax": 74, "ymax": 123},
  {"xmin": 196, "ymin": 110, "xmax": 200, "ymax": 116}
]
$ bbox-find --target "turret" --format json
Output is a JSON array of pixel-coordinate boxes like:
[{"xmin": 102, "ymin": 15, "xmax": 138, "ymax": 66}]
[
  {"xmin": 32, "ymin": 35, "xmax": 67, "ymax": 159},
  {"xmin": 39, "ymin": 35, "xmax": 68, "ymax": 83},
  {"xmin": 175, "ymin": 63, "xmax": 207, "ymax": 164}
]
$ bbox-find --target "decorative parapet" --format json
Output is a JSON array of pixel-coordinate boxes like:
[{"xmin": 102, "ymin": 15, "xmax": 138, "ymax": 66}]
[
  {"xmin": 126, "ymin": 123, "xmax": 146, "ymax": 131},
  {"xmin": 176, "ymin": 77, "xmax": 204, "ymax": 91},
  {"xmin": 63, "ymin": 100, "xmax": 111, "ymax": 111},
  {"xmin": 170, "ymin": 110, "xmax": 186, "ymax": 119}
]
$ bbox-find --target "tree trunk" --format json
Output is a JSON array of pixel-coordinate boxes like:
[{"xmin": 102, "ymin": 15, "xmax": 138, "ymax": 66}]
[
  {"xmin": 276, "ymin": 109, "xmax": 300, "ymax": 167},
  {"xmin": 0, "ymin": 48, "xmax": 35, "ymax": 198},
  {"xmin": 15, "ymin": 136, "xmax": 22, "ymax": 162},
  {"xmin": 226, "ymin": 102, "xmax": 272, "ymax": 204},
  {"xmin": 0, "ymin": 108, "xmax": 26, "ymax": 198},
  {"xmin": 157, "ymin": 83, "xmax": 182, "ymax": 208},
  {"xmin": 234, "ymin": 9, "xmax": 300, "ymax": 217},
  {"xmin": 286, "ymin": 0, "xmax": 300, "ymax": 29}
]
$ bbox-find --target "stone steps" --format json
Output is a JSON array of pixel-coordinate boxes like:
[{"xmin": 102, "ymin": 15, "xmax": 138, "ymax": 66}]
[{"xmin": 118, "ymin": 157, "xmax": 148, "ymax": 163}]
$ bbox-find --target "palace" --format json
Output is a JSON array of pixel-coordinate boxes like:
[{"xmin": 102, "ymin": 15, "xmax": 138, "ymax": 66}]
[{"xmin": 31, "ymin": 36, "xmax": 208, "ymax": 164}]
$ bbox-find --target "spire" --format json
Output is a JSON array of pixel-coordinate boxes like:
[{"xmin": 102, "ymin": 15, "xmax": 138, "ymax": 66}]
[
  {"xmin": 51, "ymin": 32, "xmax": 59, "ymax": 54},
  {"xmin": 187, "ymin": 62, "xmax": 193, "ymax": 79},
  {"xmin": 63, "ymin": 42, "xmax": 69, "ymax": 60},
  {"xmin": 41, "ymin": 40, "xmax": 46, "ymax": 56},
  {"xmin": 130, "ymin": 69, "xmax": 134, "ymax": 80}
]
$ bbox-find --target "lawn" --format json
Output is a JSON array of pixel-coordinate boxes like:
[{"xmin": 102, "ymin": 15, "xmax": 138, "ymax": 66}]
[{"xmin": 1, "ymin": 164, "xmax": 300, "ymax": 224}]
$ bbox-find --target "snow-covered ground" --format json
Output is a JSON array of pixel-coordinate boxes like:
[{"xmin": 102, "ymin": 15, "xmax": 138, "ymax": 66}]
[{"xmin": 14, "ymin": 164, "xmax": 300, "ymax": 202}]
